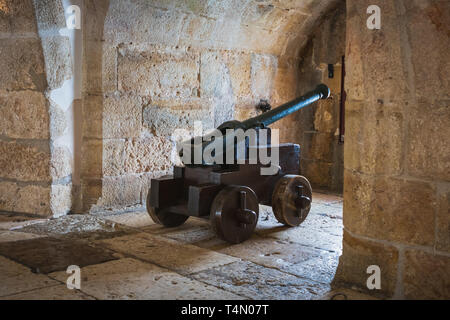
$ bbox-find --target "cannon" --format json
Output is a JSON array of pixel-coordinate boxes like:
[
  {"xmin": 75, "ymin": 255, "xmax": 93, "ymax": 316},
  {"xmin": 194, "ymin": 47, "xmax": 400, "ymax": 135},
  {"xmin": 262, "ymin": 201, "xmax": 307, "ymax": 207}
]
[{"xmin": 146, "ymin": 84, "xmax": 331, "ymax": 243}]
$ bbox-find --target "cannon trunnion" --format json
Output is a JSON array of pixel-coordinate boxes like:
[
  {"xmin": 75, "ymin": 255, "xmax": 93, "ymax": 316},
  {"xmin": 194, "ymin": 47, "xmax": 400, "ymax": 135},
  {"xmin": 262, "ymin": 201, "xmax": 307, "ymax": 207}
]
[{"xmin": 147, "ymin": 84, "xmax": 330, "ymax": 243}]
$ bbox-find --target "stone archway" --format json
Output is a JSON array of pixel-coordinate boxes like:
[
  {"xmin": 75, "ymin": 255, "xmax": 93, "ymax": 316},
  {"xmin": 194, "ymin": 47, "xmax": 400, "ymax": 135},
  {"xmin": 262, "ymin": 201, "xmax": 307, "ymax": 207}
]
[{"xmin": 81, "ymin": 0, "xmax": 346, "ymax": 213}]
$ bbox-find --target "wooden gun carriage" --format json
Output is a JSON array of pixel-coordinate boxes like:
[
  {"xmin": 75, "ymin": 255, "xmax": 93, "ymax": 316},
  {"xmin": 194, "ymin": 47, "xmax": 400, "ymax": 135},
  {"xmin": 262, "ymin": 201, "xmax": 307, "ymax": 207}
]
[{"xmin": 147, "ymin": 84, "xmax": 331, "ymax": 243}]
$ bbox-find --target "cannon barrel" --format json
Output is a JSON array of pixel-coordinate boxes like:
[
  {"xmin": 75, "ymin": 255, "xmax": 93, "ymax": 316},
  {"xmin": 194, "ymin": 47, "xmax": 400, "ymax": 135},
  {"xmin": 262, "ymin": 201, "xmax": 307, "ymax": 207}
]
[
  {"xmin": 241, "ymin": 84, "xmax": 330, "ymax": 129},
  {"xmin": 179, "ymin": 84, "xmax": 330, "ymax": 165},
  {"xmin": 217, "ymin": 84, "xmax": 330, "ymax": 132}
]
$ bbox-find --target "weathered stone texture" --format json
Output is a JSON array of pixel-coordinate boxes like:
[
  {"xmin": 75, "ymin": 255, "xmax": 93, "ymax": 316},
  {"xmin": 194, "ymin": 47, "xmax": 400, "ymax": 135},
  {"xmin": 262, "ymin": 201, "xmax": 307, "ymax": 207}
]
[
  {"xmin": 0, "ymin": 91, "xmax": 49, "ymax": 139},
  {"xmin": 118, "ymin": 46, "xmax": 199, "ymax": 98},
  {"xmin": 50, "ymin": 184, "xmax": 72, "ymax": 217},
  {"xmin": 406, "ymin": 100, "xmax": 450, "ymax": 181},
  {"xmin": 83, "ymin": 41, "xmax": 117, "ymax": 94},
  {"xmin": 81, "ymin": 139, "xmax": 102, "ymax": 179},
  {"xmin": 403, "ymin": 250, "xmax": 450, "ymax": 299},
  {"xmin": 0, "ymin": 181, "xmax": 50, "ymax": 216},
  {"xmin": 0, "ymin": 141, "xmax": 50, "ymax": 182},
  {"xmin": 143, "ymin": 101, "xmax": 214, "ymax": 137},
  {"xmin": 334, "ymin": 230, "xmax": 398, "ymax": 297},
  {"xmin": 103, "ymin": 136, "xmax": 174, "ymax": 176},
  {"xmin": 104, "ymin": 1, "xmax": 185, "ymax": 46},
  {"xmin": 344, "ymin": 106, "xmax": 403, "ymax": 176},
  {"xmin": 436, "ymin": 188, "xmax": 450, "ymax": 252},
  {"xmin": 250, "ymin": 53, "xmax": 277, "ymax": 100},
  {"xmin": 346, "ymin": 0, "xmax": 409, "ymax": 102},
  {"xmin": 82, "ymin": 95, "xmax": 103, "ymax": 138},
  {"xmin": 32, "ymin": 0, "xmax": 66, "ymax": 31},
  {"xmin": 49, "ymin": 102, "xmax": 67, "ymax": 140},
  {"xmin": 343, "ymin": 171, "xmax": 436, "ymax": 246},
  {"xmin": 50, "ymin": 146, "xmax": 72, "ymax": 180},
  {"xmin": 103, "ymin": 93, "xmax": 143, "ymax": 139},
  {"xmin": 404, "ymin": 0, "xmax": 450, "ymax": 101},
  {"xmin": 40, "ymin": 36, "xmax": 73, "ymax": 89},
  {"xmin": 0, "ymin": 39, "xmax": 46, "ymax": 91},
  {"xmin": 0, "ymin": 0, "xmax": 38, "ymax": 34}
]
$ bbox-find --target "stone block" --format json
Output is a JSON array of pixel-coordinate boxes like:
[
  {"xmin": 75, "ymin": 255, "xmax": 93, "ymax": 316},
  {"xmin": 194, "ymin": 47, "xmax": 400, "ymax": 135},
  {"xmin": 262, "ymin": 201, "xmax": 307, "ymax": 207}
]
[
  {"xmin": 50, "ymin": 146, "xmax": 72, "ymax": 180},
  {"xmin": 333, "ymin": 230, "xmax": 398, "ymax": 297},
  {"xmin": 405, "ymin": 1, "xmax": 450, "ymax": 100},
  {"xmin": 436, "ymin": 187, "xmax": 450, "ymax": 252},
  {"xmin": 40, "ymin": 36, "xmax": 73, "ymax": 89},
  {"xmin": 103, "ymin": 93, "xmax": 143, "ymax": 139},
  {"xmin": 103, "ymin": 136, "xmax": 174, "ymax": 176},
  {"xmin": 118, "ymin": 45, "xmax": 199, "ymax": 98},
  {"xmin": 143, "ymin": 99, "xmax": 214, "ymax": 137},
  {"xmin": 0, "ymin": 0, "xmax": 38, "ymax": 34},
  {"xmin": 0, "ymin": 230, "xmax": 45, "ymax": 243},
  {"xmin": 241, "ymin": 2, "xmax": 290, "ymax": 31},
  {"xmin": 0, "ymin": 91, "xmax": 49, "ymax": 139},
  {"xmin": 0, "ymin": 181, "xmax": 51, "ymax": 216},
  {"xmin": 33, "ymin": 0, "xmax": 66, "ymax": 31},
  {"xmin": 123, "ymin": 136, "xmax": 174, "ymax": 174},
  {"xmin": 81, "ymin": 138, "xmax": 102, "ymax": 178},
  {"xmin": 0, "ymin": 141, "xmax": 50, "ymax": 182},
  {"xmin": 251, "ymin": 53, "xmax": 277, "ymax": 100},
  {"xmin": 346, "ymin": 0, "xmax": 408, "ymax": 102},
  {"xmin": 83, "ymin": 0, "xmax": 110, "ymax": 41},
  {"xmin": 199, "ymin": 51, "xmax": 233, "ymax": 98},
  {"xmin": 82, "ymin": 95, "xmax": 103, "ymax": 138},
  {"xmin": 80, "ymin": 178, "xmax": 101, "ymax": 212},
  {"xmin": 404, "ymin": 249, "xmax": 450, "ymax": 299},
  {"xmin": 98, "ymin": 175, "xmax": 142, "ymax": 209},
  {"xmin": 0, "ymin": 39, "xmax": 46, "ymax": 91},
  {"xmin": 49, "ymin": 102, "xmax": 68, "ymax": 139},
  {"xmin": 97, "ymin": 232, "xmax": 240, "ymax": 275},
  {"xmin": 344, "ymin": 106, "xmax": 403, "ymax": 175},
  {"xmin": 50, "ymin": 184, "xmax": 71, "ymax": 217},
  {"xmin": 49, "ymin": 258, "xmax": 242, "ymax": 299},
  {"xmin": 83, "ymin": 41, "xmax": 117, "ymax": 94},
  {"xmin": 180, "ymin": 14, "xmax": 216, "ymax": 43},
  {"xmin": 102, "ymin": 139, "xmax": 125, "ymax": 177},
  {"xmin": 3, "ymin": 284, "xmax": 93, "ymax": 300},
  {"xmin": 406, "ymin": 100, "xmax": 450, "ymax": 181},
  {"xmin": 343, "ymin": 170, "xmax": 436, "ymax": 246},
  {"xmin": 0, "ymin": 256, "xmax": 58, "ymax": 297},
  {"xmin": 272, "ymin": 67, "xmax": 298, "ymax": 104},
  {"xmin": 104, "ymin": 1, "xmax": 185, "ymax": 46},
  {"xmin": 192, "ymin": 260, "xmax": 330, "ymax": 300}
]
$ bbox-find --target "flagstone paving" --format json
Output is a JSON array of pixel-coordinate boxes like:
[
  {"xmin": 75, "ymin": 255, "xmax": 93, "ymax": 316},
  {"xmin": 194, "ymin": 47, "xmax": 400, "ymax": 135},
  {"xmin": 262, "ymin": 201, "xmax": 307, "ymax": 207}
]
[{"xmin": 0, "ymin": 192, "xmax": 376, "ymax": 300}]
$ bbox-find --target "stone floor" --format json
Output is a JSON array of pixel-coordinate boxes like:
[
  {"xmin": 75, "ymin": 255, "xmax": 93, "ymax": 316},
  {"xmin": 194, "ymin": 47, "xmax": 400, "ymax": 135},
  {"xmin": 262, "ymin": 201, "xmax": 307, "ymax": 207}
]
[{"xmin": 0, "ymin": 192, "xmax": 376, "ymax": 300}]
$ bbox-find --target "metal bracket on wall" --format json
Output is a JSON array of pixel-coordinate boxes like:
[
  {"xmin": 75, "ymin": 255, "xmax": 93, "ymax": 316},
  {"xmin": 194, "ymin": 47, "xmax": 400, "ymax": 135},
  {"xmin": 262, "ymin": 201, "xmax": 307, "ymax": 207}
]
[
  {"xmin": 328, "ymin": 64, "xmax": 334, "ymax": 78},
  {"xmin": 339, "ymin": 56, "xmax": 346, "ymax": 144}
]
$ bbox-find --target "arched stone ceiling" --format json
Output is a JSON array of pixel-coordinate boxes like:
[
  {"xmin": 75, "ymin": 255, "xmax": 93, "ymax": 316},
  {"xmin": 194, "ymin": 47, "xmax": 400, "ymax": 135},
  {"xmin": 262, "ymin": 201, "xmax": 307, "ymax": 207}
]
[{"xmin": 100, "ymin": 0, "xmax": 343, "ymax": 60}]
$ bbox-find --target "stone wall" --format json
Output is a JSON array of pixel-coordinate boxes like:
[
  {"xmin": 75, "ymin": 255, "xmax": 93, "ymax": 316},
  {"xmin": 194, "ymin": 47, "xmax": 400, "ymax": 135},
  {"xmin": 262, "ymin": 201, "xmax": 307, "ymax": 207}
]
[
  {"xmin": 0, "ymin": 0, "xmax": 73, "ymax": 217},
  {"xmin": 79, "ymin": 0, "xmax": 344, "ymax": 213},
  {"xmin": 334, "ymin": 0, "xmax": 450, "ymax": 299}
]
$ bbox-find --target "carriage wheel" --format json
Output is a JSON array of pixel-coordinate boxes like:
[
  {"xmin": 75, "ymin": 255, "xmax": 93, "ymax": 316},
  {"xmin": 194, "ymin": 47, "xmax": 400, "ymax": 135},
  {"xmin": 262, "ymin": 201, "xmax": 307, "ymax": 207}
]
[
  {"xmin": 146, "ymin": 189, "xmax": 189, "ymax": 227},
  {"xmin": 272, "ymin": 175, "xmax": 312, "ymax": 227},
  {"xmin": 210, "ymin": 186, "xmax": 259, "ymax": 244}
]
